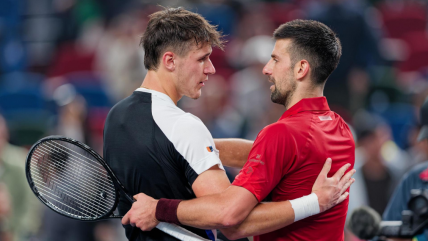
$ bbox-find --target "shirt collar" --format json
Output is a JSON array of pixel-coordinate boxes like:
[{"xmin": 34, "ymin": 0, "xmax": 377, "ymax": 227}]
[
  {"xmin": 279, "ymin": 97, "xmax": 330, "ymax": 120},
  {"xmin": 135, "ymin": 88, "xmax": 176, "ymax": 106}
]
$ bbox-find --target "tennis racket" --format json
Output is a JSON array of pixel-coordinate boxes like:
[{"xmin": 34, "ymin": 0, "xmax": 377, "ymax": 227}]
[{"xmin": 25, "ymin": 135, "xmax": 210, "ymax": 241}]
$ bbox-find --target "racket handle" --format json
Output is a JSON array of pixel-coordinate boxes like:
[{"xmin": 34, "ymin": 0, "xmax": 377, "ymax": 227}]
[
  {"xmin": 156, "ymin": 222, "xmax": 210, "ymax": 241},
  {"xmin": 124, "ymin": 223, "xmax": 209, "ymax": 241}
]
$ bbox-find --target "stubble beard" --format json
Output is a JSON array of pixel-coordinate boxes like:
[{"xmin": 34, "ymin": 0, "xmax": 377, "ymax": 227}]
[{"xmin": 270, "ymin": 75, "xmax": 296, "ymax": 108}]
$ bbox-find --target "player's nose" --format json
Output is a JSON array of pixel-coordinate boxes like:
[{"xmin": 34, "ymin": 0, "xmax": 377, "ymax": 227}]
[
  {"xmin": 263, "ymin": 60, "xmax": 273, "ymax": 75},
  {"xmin": 205, "ymin": 59, "xmax": 216, "ymax": 75}
]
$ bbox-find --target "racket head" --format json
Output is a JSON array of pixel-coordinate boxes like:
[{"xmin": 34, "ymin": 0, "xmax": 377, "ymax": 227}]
[{"xmin": 26, "ymin": 136, "xmax": 120, "ymax": 221}]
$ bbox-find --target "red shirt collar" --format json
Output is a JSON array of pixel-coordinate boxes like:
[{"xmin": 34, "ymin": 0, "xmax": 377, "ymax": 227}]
[{"xmin": 279, "ymin": 97, "xmax": 330, "ymax": 120}]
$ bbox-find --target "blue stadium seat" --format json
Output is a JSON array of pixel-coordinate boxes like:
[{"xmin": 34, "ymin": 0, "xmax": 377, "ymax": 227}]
[
  {"xmin": 373, "ymin": 103, "xmax": 416, "ymax": 149},
  {"xmin": 0, "ymin": 71, "xmax": 44, "ymax": 92},
  {"xmin": 74, "ymin": 86, "xmax": 112, "ymax": 108},
  {"xmin": 0, "ymin": 91, "xmax": 46, "ymax": 112},
  {"xmin": 5, "ymin": 109, "xmax": 55, "ymax": 147},
  {"xmin": 64, "ymin": 72, "xmax": 113, "ymax": 108},
  {"xmin": 0, "ymin": 37, "xmax": 27, "ymax": 73}
]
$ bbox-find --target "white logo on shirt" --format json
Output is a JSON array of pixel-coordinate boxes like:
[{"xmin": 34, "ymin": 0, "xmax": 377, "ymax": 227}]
[{"xmin": 319, "ymin": 116, "xmax": 332, "ymax": 121}]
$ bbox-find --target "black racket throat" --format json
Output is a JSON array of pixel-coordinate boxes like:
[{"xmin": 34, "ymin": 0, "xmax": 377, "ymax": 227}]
[{"xmin": 26, "ymin": 135, "xmax": 133, "ymax": 221}]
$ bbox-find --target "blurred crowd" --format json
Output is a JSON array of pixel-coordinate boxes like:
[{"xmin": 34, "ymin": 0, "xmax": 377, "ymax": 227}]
[{"xmin": 1, "ymin": 0, "xmax": 428, "ymax": 240}]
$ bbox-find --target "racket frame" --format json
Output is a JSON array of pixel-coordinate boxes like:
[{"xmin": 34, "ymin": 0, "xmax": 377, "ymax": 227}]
[{"xmin": 25, "ymin": 135, "xmax": 133, "ymax": 221}]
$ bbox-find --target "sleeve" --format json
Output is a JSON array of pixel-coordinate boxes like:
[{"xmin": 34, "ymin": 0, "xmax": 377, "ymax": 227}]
[
  {"xmin": 232, "ymin": 123, "xmax": 297, "ymax": 202},
  {"xmin": 170, "ymin": 114, "xmax": 225, "ymax": 181}
]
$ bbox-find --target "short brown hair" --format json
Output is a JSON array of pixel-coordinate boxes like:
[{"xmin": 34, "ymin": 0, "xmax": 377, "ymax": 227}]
[
  {"xmin": 141, "ymin": 7, "xmax": 225, "ymax": 70},
  {"xmin": 273, "ymin": 20, "xmax": 342, "ymax": 85}
]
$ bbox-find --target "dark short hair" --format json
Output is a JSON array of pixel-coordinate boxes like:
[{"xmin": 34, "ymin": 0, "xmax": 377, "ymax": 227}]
[
  {"xmin": 141, "ymin": 7, "xmax": 225, "ymax": 70},
  {"xmin": 273, "ymin": 19, "xmax": 342, "ymax": 85}
]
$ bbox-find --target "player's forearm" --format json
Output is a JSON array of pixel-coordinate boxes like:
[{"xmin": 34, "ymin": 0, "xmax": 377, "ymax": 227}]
[
  {"xmin": 214, "ymin": 138, "xmax": 253, "ymax": 168},
  {"xmin": 176, "ymin": 186, "xmax": 257, "ymax": 229},
  {"xmin": 219, "ymin": 201, "xmax": 295, "ymax": 240},
  {"xmin": 176, "ymin": 194, "xmax": 249, "ymax": 229}
]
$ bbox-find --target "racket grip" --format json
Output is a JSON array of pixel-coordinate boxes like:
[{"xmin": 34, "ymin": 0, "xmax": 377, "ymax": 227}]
[
  {"xmin": 126, "ymin": 223, "xmax": 209, "ymax": 241},
  {"xmin": 156, "ymin": 222, "xmax": 210, "ymax": 241}
]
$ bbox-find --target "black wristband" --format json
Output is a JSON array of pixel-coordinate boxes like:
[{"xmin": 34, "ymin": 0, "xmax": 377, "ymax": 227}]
[{"xmin": 155, "ymin": 198, "xmax": 182, "ymax": 225}]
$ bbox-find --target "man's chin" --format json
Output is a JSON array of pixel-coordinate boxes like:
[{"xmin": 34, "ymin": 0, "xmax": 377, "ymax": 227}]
[
  {"xmin": 271, "ymin": 93, "xmax": 286, "ymax": 105},
  {"xmin": 189, "ymin": 90, "xmax": 202, "ymax": 100}
]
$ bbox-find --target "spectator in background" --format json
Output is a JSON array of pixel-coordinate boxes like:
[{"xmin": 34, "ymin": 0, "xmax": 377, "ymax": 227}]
[
  {"xmin": 225, "ymin": 4, "xmax": 276, "ymax": 70},
  {"xmin": 49, "ymin": 80, "xmax": 106, "ymax": 155},
  {"xmin": 0, "ymin": 183, "xmax": 12, "ymax": 241},
  {"xmin": 52, "ymin": 83, "xmax": 88, "ymax": 143},
  {"xmin": 405, "ymin": 87, "xmax": 428, "ymax": 168},
  {"xmin": 348, "ymin": 110, "xmax": 401, "ymax": 216},
  {"xmin": 306, "ymin": 0, "xmax": 382, "ymax": 115},
  {"xmin": 41, "ymin": 209, "xmax": 100, "ymax": 241},
  {"xmin": 0, "ymin": 114, "xmax": 40, "ymax": 240},
  {"xmin": 192, "ymin": 0, "xmax": 238, "ymax": 37},
  {"xmin": 382, "ymin": 96, "xmax": 428, "ymax": 241},
  {"xmin": 95, "ymin": 11, "xmax": 147, "ymax": 102},
  {"xmin": 42, "ymin": 83, "xmax": 121, "ymax": 241}
]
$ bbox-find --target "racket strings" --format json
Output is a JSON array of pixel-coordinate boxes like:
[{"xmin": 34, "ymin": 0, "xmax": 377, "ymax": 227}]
[
  {"xmin": 29, "ymin": 140, "xmax": 116, "ymax": 219},
  {"xmin": 31, "ymin": 149, "xmax": 113, "ymax": 218},
  {"xmin": 37, "ymin": 142, "xmax": 115, "ymax": 194},
  {"xmin": 44, "ymin": 141, "xmax": 114, "ymax": 182},
  {"xmin": 30, "ymin": 153, "xmax": 112, "ymax": 217},
  {"xmin": 34, "ymin": 142, "xmax": 115, "ymax": 200},
  {"xmin": 31, "ymin": 146, "xmax": 114, "ymax": 218},
  {"xmin": 36, "ymin": 140, "xmax": 115, "ymax": 195},
  {"xmin": 29, "ymin": 174, "xmax": 100, "ymax": 217}
]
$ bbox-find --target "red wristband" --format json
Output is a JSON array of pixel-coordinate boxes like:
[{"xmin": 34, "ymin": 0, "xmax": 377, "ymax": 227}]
[{"xmin": 155, "ymin": 198, "xmax": 182, "ymax": 225}]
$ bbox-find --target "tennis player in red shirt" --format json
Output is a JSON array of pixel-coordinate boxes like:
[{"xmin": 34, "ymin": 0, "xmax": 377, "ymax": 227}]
[{"xmin": 124, "ymin": 19, "xmax": 355, "ymax": 240}]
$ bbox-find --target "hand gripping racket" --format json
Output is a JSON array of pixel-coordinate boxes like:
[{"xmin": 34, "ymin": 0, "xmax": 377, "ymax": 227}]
[{"xmin": 25, "ymin": 136, "xmax": 210, "ymax": 241}]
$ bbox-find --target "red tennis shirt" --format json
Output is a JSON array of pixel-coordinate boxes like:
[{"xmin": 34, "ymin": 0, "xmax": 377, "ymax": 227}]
[{"xmin": 232, "ymin": 97, "xmax": 355, "ymax": 241}]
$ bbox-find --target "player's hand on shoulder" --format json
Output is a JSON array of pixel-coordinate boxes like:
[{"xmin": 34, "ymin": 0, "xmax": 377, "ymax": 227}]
[
  {"xmin": 122, "ymin": 193, "xmax": 160, "ymax": 231},
  {"xmin": 312, "ymin": 158, "xmax": 355, "ymax": 212}
]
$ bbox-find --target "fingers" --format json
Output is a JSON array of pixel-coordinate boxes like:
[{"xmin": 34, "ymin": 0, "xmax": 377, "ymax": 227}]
[
  {"xmin": 122, "ymin": 212, "xmax": 131, "ymax": 225},
  {"xmin": 336, "ymin": 192, "xmax": 349, "ymax": 204},
  {"xmin": 319, "ymin": 158, "xmax": 332, "ymax": 177},
  {"xmin": 332, "ymin": 163, "xmax": 351, "ymax": 180},
  {"xmin": 133, "ymin": 193, "xmax": 148, "ymax": 201},
  {"xmin": 338, "ymin": 169, "xmax": 356, "ymax": 187},
  {"xmin": 340, "ymin": 178, "xmax": 355, "ymax": 194}
]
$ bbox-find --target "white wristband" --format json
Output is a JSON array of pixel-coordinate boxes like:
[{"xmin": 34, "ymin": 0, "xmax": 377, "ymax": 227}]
[{"xmin": 289, "ymin": 193, "xmax": 320, "ymax": 222}]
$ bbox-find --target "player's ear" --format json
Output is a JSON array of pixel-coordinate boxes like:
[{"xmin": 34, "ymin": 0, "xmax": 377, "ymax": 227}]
[
  {"xmin": 295, "ymin": 59, "xmax": 310, "ymax": 81},
  {"xmin": 162, "ymin": 52, "xmax": 176, "ymax": 71}
]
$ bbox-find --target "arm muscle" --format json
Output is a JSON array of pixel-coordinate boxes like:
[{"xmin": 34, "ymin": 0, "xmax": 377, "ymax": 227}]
[
  {"xmin": 220, "ymin": 201, "xmax": 295, "ymax": 239},
  {"xmin": 214, "ymin": 138, "xmax": 253, "ymax": 168},
  {"xmin": 177, "ymin": 186, "xmax": 258, "ymax": 229},
  {"xmin": 192, "ymin": 165, "xmax": 230, "ymax": 197}
]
